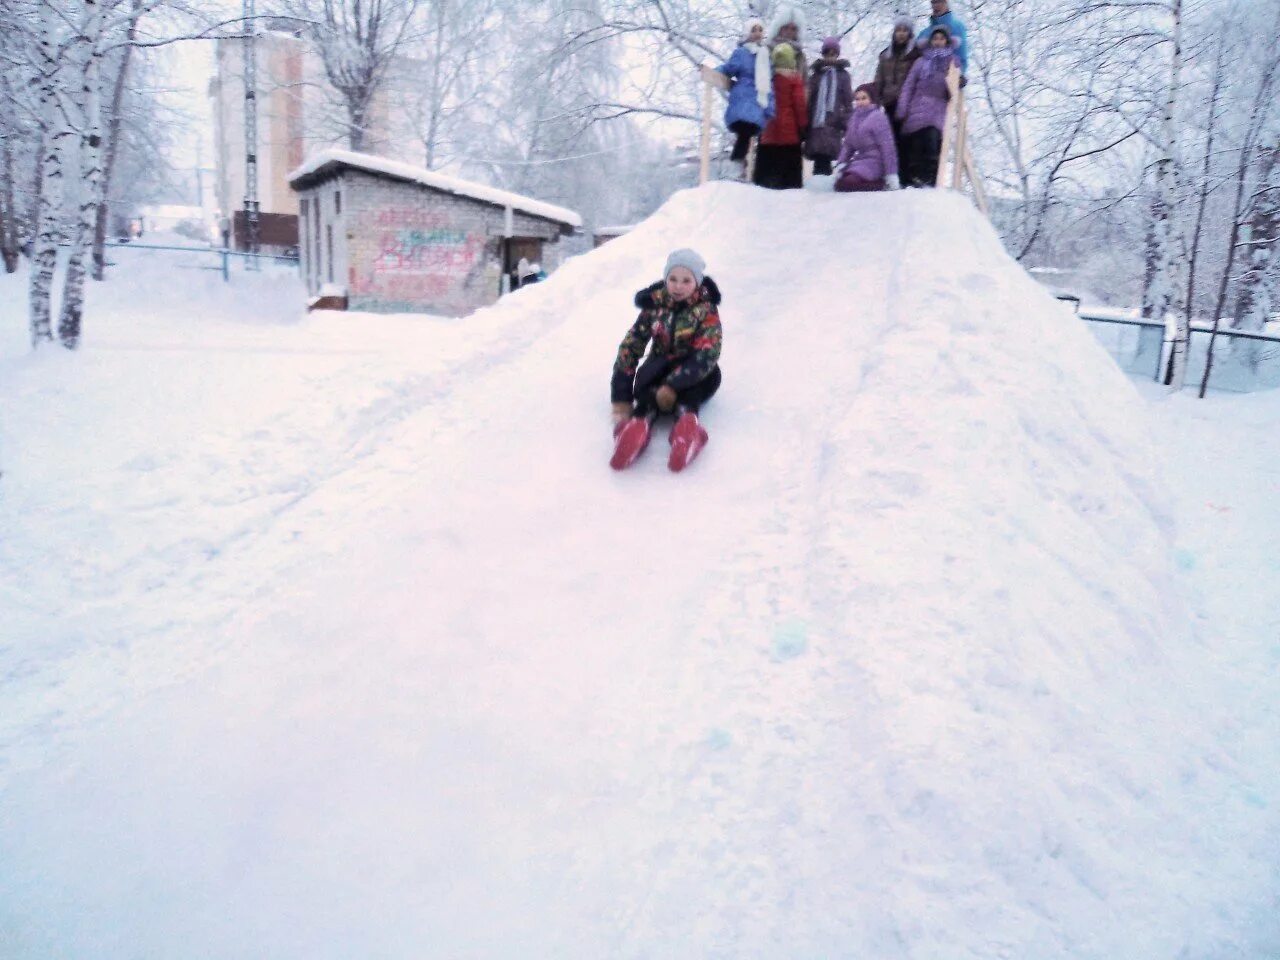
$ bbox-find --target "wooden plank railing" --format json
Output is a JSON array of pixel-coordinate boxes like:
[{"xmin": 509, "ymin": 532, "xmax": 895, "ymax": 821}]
[
  {"xmin": 699, "ymin": 63, "xmax": 731, "ymax": 185},
  {"xmin": 936, "ymin": 64, "xmax": 988, "ymax": 215}
]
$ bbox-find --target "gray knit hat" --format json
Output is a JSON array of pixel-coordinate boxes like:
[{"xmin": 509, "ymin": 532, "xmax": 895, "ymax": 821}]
[{"xmin": 664, "ymin": 248, "xmax": 706, "ymax": 285}]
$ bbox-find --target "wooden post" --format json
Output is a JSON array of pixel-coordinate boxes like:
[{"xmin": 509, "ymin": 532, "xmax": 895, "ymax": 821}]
[
  {"xmin": 935, "ymin": 64, "xmax": 962, "ymax": 188},
  {"xmin": 951, "ymin": 89, "xmax": 967, "ymax": 191},
  {"xmin": 964, "ymin": 146, "xmax": 989, "ymax": 216},
  {"xmin": 699, "ymin": 64, "xmax": 731, "ymax": 185},
  {"xmin": 700, "ymin": 76, "xmax": 713, "ymax": 185}
]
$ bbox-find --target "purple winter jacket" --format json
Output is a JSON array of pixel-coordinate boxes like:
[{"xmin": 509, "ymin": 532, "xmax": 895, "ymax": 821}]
[
  {"xmin": 835, "ymin": 105, "xmax": 898, "ymax": 181},
  {"xmin": 895, "ymin": 47, "xmax": 958, "ymax": 135}
]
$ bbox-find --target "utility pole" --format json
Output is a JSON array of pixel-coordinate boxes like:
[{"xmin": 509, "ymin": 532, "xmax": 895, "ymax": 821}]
[{"xmin": 243, "ymin": 0, "xmax": 261, "ymax": 269}]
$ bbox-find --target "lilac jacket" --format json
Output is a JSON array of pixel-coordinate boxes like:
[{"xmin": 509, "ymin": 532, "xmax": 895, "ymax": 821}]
[
  {"xmin": 895, "ymin": 47, "xmax": 958, "ymax": 135},
  {"xmin": 835, "ymin": 105, "xmax": 898, "ymax": 181}
]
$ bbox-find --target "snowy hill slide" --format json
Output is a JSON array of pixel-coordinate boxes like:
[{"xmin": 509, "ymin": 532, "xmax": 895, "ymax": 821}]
[{"xmin": 2, "ymin": 184, "xmax": 1276, "ymax": 958}]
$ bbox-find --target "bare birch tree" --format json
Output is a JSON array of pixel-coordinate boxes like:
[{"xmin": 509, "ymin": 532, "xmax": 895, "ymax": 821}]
[
  {"xmin": 28, "ymin": 0, "xmax": 70, "ymax": 348},
  {"xmin": 274, "ymin": 0, "xmax": 428, "ymax": 151},
  {"xmin": 56, "ymin": 0, "xmax": 108, "ymax": 350}
]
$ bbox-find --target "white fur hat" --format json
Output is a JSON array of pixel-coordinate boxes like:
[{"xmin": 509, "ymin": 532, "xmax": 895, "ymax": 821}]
[
  {"xmin": 743, "ymin": 16, "xmax": 765, "ymax": 39},
  {"xmin": 768, "ymin": 4, "xmax": 806, "ymax": 39}
]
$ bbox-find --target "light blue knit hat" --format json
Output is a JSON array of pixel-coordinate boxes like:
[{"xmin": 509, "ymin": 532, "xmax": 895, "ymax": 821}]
[{"xmin": 664, "ymin": 248, "xmax": 706, "ymax": 285}]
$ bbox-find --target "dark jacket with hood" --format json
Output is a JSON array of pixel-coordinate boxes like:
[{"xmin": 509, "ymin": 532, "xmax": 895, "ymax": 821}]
[
  {"xmin": 873, "ymin": 36, "xmax": 921, "ymax": 113},
  {"xmin": 805, "ymin": 58, "xmax": 854, "ymax": 159},
  {"xmin": 611, "ymin": 277, "xmax": 723, "ymax": 404}
]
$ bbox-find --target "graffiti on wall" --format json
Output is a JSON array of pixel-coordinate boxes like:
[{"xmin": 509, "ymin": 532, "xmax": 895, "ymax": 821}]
[{"xmin": 350, "ymin": 207, "xmax": 488, "ymax": 307}]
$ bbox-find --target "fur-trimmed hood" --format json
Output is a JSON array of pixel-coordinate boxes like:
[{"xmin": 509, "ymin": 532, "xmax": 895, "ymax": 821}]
[
  {"xmin": 634, "ymin": 276, "xmax": 722, "ymax": 310},
  {"xmin": 810, "ymin": 58, "xmax": 851, "ymax": 73},
  {"xmin": 918, "ymin": 23, "xmax": 962, "ymax": 49}
]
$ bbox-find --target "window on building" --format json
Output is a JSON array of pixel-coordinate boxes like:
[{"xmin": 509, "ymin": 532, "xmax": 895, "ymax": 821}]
[
  {"xmin": 334, "ymin": 190, "xmax": 341, "ymax": 215},
  {"xmin": 326, "ymin": 224, "xmax": 334, "ymax": 283}
]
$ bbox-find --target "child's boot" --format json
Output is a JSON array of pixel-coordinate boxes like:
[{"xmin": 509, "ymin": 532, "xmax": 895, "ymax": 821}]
[
  {"xmin": 668, "ymin": 409, "xmax": 709, "ymax": 472},
  {"xmin": 610, "ymin": 414, "xmax": 653, "ymax": 470}
]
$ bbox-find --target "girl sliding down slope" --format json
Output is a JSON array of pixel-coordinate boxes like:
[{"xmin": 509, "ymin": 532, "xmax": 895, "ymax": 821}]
[{"xmin": 609, "ymin": 249, "xmax": 723, "ymax": 472}]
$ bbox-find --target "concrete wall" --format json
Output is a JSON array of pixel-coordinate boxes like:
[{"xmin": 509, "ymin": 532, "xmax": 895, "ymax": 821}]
[{"xmin": 298, "ymin": 169, "xmax": 567, "ymax": 315}]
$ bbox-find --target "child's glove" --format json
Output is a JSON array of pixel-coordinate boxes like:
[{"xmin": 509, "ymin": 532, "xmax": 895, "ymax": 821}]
[
  {"xmin": 886, "ymin": 173, "xmax": 901, "ymax": 190},
  {"xmin": 612, "ymin": 402, "xmax": 633, "ymax": 425},
  {"xmin": 655, "ymin": 385, "xmax": 678, "ymax": 413}
]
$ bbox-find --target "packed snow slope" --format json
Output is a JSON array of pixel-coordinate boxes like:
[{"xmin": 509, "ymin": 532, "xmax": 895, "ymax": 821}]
[{"xmin": 1, "ymin": 186, "xmax": 1277, "ymax": 959}]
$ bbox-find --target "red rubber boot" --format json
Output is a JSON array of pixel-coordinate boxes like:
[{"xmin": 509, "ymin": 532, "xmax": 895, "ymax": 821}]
[
  {"xmin": 610, "ymin": 416, "xmax": 653, "ymax": 470},
  {"xmin": 667, "ymin": 411, "xmax": 709, "ymax": 472}
]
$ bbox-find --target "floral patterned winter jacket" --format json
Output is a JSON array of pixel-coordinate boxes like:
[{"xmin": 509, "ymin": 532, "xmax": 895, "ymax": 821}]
[{"xmin": 610, "ymin": 277, "xmax": 723, "ymax": 404}]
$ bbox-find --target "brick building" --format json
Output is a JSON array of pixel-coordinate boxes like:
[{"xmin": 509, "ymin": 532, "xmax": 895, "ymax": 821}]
[{"xmin": 289, "ymin": 150, "xmax": 582, "ymax": 315}]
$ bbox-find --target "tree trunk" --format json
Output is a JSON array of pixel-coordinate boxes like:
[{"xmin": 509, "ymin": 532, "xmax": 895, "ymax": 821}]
[
  {"xmin": 1202, "ymin": 55, "xmax": 1280, "ymax": 395},
  {"xmin": 0, "ymin": 124, "xmax": 18, "ymax": 274},
  {"xmin": 1139, "ymin": 186, "xmax": 1159, "ymax": 321},
  {"xmin": 1153, "ymin": 0, "xmax": 1185, "ymax": 389},
  {"xmin": 92, "ymin": 2, "xmax": 141, "ymax": 282},
  {"xmin": 29, "ymin": 10, "xmax": 66, "ymax": 349},
  {"xmin": 1180, "ymin": 35, "xmax": 1225, "ymax": 353},
  {"xmin": 1232, "ymin": 145, "xmax": 1279, "ymax": 335},
  {"xmin": 348, "ymin": 97, "xmax": 368, "ymax": 151},
  {"xmin": 59, "ymin": 0, "xmax": 106, "ymax": 350},
  {"xmin": 1200, "ymin": 149, "xmax": 1255, "ymax": 397}
]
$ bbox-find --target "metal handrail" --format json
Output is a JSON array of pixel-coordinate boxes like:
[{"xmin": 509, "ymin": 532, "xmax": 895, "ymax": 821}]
[
  {"xmin": 1075, "ymin": 307, "xmax": 1280, "ymax": 344},
  {"xmin": 101, "ymin": 241, "xmax": 299, "ymax": 281}
]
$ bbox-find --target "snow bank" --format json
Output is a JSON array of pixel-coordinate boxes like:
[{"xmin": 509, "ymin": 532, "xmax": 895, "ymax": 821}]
[{"xmin": 1, "ymin": 186, "xmax": 1276, "ymax": 959}]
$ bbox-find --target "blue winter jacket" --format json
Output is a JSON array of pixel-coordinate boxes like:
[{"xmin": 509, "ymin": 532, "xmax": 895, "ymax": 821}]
[
  {"xmin": 717, "ymin": 44, "xmax": 775, "ymax": 130},
  {"xmin": 916, "ymin": 11, "xmax": 968, "ymax": 72}
]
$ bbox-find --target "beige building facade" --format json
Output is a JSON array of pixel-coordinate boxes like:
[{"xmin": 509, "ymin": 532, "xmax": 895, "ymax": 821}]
[{"xmin": 209, "ymin": 27, "xmax": 421, "ymax": 240}]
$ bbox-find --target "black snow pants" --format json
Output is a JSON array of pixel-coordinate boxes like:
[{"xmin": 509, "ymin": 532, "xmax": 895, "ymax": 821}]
[
  {"xmin": 632, "ymin": 365, "xmax": 722, "ymax": 417},
  {"xmin": 901, "ymin": 126, "xmax": 942, "ymax": 188},
  {"xmin": 729, "ymin": 121, "xmax": 761, "ymax": 162}
]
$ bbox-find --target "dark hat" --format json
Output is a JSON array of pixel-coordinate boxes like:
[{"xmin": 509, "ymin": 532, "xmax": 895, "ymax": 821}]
[{"xmin": 853, "ymin": 83, "xmax": 879, "ymax": 104}]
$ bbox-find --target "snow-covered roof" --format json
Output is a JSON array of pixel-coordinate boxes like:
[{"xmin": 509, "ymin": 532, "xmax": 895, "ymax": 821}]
[
  {"xmin": 288, "ymin": 149, "xmax": 583, "ymax": 229},
  {"xmin": 594, "ymin": 225, "xmax": 636, "ymax": 236}
]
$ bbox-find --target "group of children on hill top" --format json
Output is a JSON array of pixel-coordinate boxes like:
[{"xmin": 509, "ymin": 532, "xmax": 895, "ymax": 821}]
[{"xmin": 716, "ymin": 0, "xmax": 968, "ymax": 192}]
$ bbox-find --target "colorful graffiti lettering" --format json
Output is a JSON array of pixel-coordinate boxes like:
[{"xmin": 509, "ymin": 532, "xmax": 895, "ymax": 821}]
[
  {"xmin": 374, "ymin": 229, "xmax": 481, "ymax": 274},
  {"xmin": 353, "ymin": 206, "xmax": 500, "ymax": 311}
]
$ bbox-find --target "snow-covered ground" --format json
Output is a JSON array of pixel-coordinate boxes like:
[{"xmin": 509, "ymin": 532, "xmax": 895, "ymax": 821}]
[{"xmin": 1, "ymin": 189, "xmax": 1277, "ymax": 959}]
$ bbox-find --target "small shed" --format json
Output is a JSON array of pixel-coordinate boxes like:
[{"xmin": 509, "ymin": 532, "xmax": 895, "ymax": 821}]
[{"xmin": 288, "ymin": 149, "xmax": 582, "ymax": 315}]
